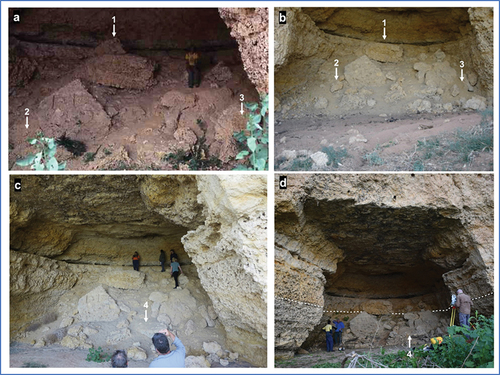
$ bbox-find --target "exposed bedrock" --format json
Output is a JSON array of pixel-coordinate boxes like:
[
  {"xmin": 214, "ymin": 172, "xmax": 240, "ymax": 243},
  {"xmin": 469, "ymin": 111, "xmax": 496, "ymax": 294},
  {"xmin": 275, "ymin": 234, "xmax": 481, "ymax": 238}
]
[
  {"xmin": 9, "ymin": 8, "xmax": 268, "ymax": 94},
  {"xmin": 274, "ymin": 7, "xmax": 493, "ymax": 117},
  {"xmin": 10, "ymin": 175, "xmax": 267, "ymax": 366},
  {"xmin": 9, "ymin": 9, "xmax": 235, "ymax": 50},
  {"xmin": 275, "ymin": 174, "xmax": 493, "ymax": 358},
  {"xmin": 219, "ymin": 8, "xmax": 269, "ymax": 94}
]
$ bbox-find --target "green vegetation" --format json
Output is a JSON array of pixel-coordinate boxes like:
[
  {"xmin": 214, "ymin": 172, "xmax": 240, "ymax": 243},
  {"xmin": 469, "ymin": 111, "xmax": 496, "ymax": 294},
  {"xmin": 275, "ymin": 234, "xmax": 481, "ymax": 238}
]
[
  {"xmin": 428, "ymin": 313, "xmax": 493, "ymax": 368},
  {"xmin": 164, "ymin": 135, "xmax": 222, "ymax": 171},
  {"xmin": 22, "ymin": 362, "xmax": 48, "ymax": 368},
  {"xmin": 348, "ymin": 314, "xmax": 493, "ymax": 368},
  {"xmin": 321, "ymin": 146, "xmax": 348, "ymax": 167},
  {"xmin": 15, "ymin": 132, "xmax": 66, "ymax": 171},
  {"xmin": 233, "ymin": 94, "xmax": 269, "ymax": 171},
  {"xmin": 364, "ymin": 149, "xmax": 384, "ymax": 166},
  {"xmin": 83, "ymin": 152, "xmax": 96, "ymax": 163},
  {"xmin": 312, "ymin": 362, "xmax": 342, "ymax": 368},
  {"xmin": 409, "ymin": 108, "xmax": 493, "ymax": 171},
  {"xmin": 86, "ymin": 347, "xmax": 111, "ymax": 363},
  {"xmin": 289, "ymin": 157, "xmax": 313, "ymax": 171},
  {"xmin": 417, "ymin": 138, "xmax": 442, "ymax": 159},
  {"xmin": 276, "ymin": 314, "xmax": 493, "ymax": 369}
]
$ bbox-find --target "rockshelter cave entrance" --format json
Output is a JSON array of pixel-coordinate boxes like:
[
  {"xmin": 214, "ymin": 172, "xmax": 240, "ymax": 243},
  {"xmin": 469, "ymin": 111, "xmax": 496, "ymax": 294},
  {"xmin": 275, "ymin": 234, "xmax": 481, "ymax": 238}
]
[
  {"xmin": 10, "ymin": 175, "xmax": 268, "ymax": 367},
  {"xmin": 9, "ymin": 8, "xmax": 265, "ymax": 171},
  {"xmin": 274, "ymin": 174, "xmax": 494, "ymax": 358},
  {"xmin": 274, "ymin": 7, "xmax": 493, "ymax": 171}
]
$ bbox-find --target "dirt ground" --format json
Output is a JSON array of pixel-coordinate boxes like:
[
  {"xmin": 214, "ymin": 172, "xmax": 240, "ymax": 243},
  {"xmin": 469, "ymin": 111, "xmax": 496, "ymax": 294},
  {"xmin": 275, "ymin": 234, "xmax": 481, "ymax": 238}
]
[
  {"xmin": 275, "ymin": 111, "xmax": 493, "ymax": 171},
  {"xmin": 275, "ymin": 345, "xmax": 408, "ymax": 368},
  {"xmin": 9, "ymin": 48, "xmax": 259, "ymax": 171},
  {"xmin": 10, "ymin": 342, "xmax": 253, "ymax": 368}
]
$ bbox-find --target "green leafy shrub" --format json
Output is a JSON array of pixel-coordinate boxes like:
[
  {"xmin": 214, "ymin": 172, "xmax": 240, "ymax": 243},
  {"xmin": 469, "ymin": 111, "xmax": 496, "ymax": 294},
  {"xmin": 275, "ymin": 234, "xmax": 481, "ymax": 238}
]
[
  {"xmin": 345, "ymin": 313, "xmax": 494, "ymax": 369},
  {"xmin": 364, "ymin": 150, "xmax": 384, "ymax": 166},
  {"xmin": 289, "ymin": 157, "xmax": 313, "ymax": 171},
  {"xmin": 428, "ymin": 313, "xmax": 494, "ymax": 368},
  {"xmin": 86, "ymin": 347, "xmax": 111, "ymax": 363},
  {"xmin": 233, "ymin": 94, "xmax": 269, "ymax": 170},
  {"xmin": 163, "ymin": 135, "xmax": 222, "ymax": 170},
  {"xmin": 413, "ymin": 160, "xmax": 425, "ymax": 171},
  {"xmin": 15, "ymin": 132, "xmax": 66, "ymax": 170},
  {"xmin": 321, "ymin": 146, "xmax": 348, "ymax": 167},
  {"xmin": 83, "ymin": 152, "xmax": 96, "ymax": 163}
]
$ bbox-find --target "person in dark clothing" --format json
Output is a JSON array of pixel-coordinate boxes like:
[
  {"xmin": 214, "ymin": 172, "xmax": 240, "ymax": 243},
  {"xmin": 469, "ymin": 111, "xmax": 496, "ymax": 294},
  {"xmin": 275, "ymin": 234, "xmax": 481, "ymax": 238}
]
[
  {"xmin": 334, "ymin": 319, "xmax": 345, "ymax": 346},
  {"xmin": 170, "ymin": 249, "xmax": 178, "ymax": 263},
  {"xmin": 159, "ymin": 250, "xmax": 166, "ymax": 272},
  {"xmin": 111, "ymin": 350, "xmax": 128, "ymax": 368},
  {"xmin": 185, "ymin": 46, "xmax": 200, "ymax": 88},
  {"xmin": 171, "ymin": 257, "xmax": 183, "ymax": 289},
  {"xmin": 132, "ymin": 252, "xmax": 140, "ymax": 271}
]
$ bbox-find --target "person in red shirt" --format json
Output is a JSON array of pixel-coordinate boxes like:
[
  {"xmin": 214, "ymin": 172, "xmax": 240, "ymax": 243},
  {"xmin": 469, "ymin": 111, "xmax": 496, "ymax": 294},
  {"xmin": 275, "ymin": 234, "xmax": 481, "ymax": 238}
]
[{"xmin": 132, "ymin": 252, "xmax": 140, "ymax": 271}]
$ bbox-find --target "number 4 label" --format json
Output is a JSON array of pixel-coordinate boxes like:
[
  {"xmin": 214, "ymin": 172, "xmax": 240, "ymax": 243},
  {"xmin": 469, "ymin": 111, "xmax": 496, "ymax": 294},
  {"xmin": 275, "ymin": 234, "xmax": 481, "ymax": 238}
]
[{"xmin": 144, "ymin": 301, "xmax": 148, "ymax": 308}]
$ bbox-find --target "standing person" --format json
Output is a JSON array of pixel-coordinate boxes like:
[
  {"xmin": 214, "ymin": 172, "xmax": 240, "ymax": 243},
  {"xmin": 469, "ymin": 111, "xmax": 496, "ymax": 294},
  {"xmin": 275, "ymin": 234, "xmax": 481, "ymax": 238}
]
[
  {"xmin": 334, "ymin": 319, "xmax": 345, "ymax": 347},
  {"xmin": 185, "ymin": 46, "xmax": 200, "ymax": 88},
  {"xmin": 170, "ymin": 249, "xmax": 178, "ymax": 263},
  {"xmin": 159, "ymin": 250, "xmax": 166, "ymax": 272},
  {"xmin": 171, "ymin": 257, "xmax": 183, "ymax": 290},
  {"xmin": 149, "ymin": 328, "xmax": 185, "ymax": 368},
  {"xmin": 455, "ymin": 289, "xmax": 473, "ymax": 327},
  {"xmin": 322, "ymin": 320, "xmax": 334, "ymax": 352},
  {"xmin": 132, "ymin": 252, "xmax": 140, "ymax": 271}
]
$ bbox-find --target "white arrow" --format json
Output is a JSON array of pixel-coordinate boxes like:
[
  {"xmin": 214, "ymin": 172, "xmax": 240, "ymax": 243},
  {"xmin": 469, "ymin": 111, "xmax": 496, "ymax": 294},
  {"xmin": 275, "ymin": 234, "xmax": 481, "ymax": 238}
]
[
  {"xmin": 25, "ymin": 116, "xmax": 29, "ymax": 129},
  {"xmin": 335, "ymin": 67, "xmax": 338, "ymax": 80},
  {"xmin": 460, "ymin": 68, "xmax": 464, "ymax": 82},
  {"xmin": 144, "ymin": 310, "xmax": 148, "ymax": 322},
  {"xmin": 383, "ymin": 27, "xmax": 386, "ymax": 40},
  {"xmin": 408, "ymin": 335, "xmax": 412, "ymax": 348},
  {"xmin": 240, "ymin": 102, "xmax": 244, "ymax": 115},
  {"xmin": 112, "ymin": 24, "xmax": 116, "ymax": 37}
]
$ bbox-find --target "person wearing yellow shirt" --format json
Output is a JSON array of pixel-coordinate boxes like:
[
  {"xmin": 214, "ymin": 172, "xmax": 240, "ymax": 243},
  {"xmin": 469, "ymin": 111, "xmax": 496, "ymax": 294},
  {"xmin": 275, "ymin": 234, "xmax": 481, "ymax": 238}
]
[
  {"xmin": 322, "ymin": 320, "xmax": 334, "ymax": 352},
  {"xmin": 185, "ymin": 46, "xmax": 200, "ymax": 88}
]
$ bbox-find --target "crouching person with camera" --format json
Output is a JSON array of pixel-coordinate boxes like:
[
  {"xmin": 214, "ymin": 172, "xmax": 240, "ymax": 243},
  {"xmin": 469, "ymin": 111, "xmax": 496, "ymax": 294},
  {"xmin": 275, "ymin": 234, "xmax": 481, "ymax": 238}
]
[{"xmin": 149, "ymin": 328, "xmax": 185, "ymax": 368}]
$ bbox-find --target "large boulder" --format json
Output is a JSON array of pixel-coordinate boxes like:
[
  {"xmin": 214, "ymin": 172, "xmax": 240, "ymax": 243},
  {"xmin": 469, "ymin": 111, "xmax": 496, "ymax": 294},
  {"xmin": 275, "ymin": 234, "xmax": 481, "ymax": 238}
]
[
  {"xmin": 185, "ymin": 355, "xmax": 211, "ymax": 368},
  {"xmin": 37, "ymin": 79, "xmax": 111, "ymax": 141},
  {"xmin": 77, "ymin": 285, "xmax": 121, "ymax": 322},
  {"xmin": 364, "ymin": 43, "xmax": 404, "ymax": 63},
  {"xmin": 85, "ymin": 54, "xmax": 156, "ymax": 89},
  {"xmin": 344, "ymin": 55, "xmax": 386, "ymax": 88},
  {"xmin": 349, "ymin": 312, "xmax": 379, "ymax": 339}
]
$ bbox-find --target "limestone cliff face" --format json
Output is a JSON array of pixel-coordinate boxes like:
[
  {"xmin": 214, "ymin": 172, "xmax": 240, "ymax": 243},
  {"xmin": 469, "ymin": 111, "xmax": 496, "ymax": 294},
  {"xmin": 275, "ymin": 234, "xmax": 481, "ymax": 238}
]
[
  {"xmin": 275, "ymin": 174, "xmax": 493, "ymax": 357},
  {"xmin": 468, "ymin": 8, "xmax": 494, "ymax": 96},
  {"xmin": 219, "ymin": 8, "xmax": 269, "ymax": 94},
  {"xmin": 275, "ymin": 7, "xmax": 493, "ymax": 116},
  {"xmin": 10, "ymin": 175, "xmax": 267, "ymax": 366}
]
